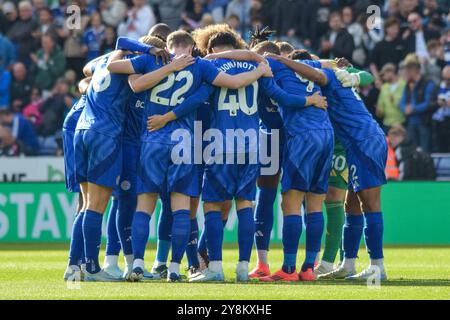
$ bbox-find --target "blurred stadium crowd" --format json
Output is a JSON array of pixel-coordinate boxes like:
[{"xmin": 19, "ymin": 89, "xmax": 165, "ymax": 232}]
[{"xmin": 0, "ymin": 0, "xmax": 449, "ymax": 161}]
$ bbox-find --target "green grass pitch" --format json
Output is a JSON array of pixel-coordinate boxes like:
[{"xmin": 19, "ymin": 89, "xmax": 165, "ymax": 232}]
[{"xmin": 0, "ymin": 244, "xmax": 449, "ymax": 300}]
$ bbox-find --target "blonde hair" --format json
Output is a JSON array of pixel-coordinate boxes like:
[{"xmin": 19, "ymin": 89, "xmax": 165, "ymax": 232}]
[{"xmin": 192, "ymin": 24, "xmax": 247, "ymax": 55}]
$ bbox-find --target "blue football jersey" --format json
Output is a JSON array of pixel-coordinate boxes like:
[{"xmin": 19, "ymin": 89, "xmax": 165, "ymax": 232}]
[
  {"xmin": 130, "ymin": 55, "xmax": 220, "ymax": 144},
  {"xmin": 76, "ymin": 55, "xmax": 133, "ymax": 138},
  {"xmin": 321, "ymin": 68, "xmax": 384, "ymax": 147},
  {"xmin": 63, "ymin": 95, "xmax": 86, "ymax": 131},
  {"xmin": 258, "ymin": 93, "xmax": 284, "ymax": 131},
  {"xmin": 123, "ymin": 91, "xmax": 146, "ymax": 146},
  {"xmin": 268, "ymin": 58, "xmax": 332, "ymax": 136}
]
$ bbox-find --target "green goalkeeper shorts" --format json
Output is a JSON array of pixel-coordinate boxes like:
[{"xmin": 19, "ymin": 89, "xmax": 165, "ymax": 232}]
[{"xmin": 329, "ymin": 140, "xmax": 348, "ymax": 190}]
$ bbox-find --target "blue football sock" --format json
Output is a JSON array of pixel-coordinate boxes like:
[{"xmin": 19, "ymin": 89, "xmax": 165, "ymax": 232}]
[
  {"xmin": 186, "ymin": 218, "xmax": 199, "ymax": 268},
  {"xmin": 198, "ymin": 218, "xmax": 227, "ymax": 255},
  {"xmin": 155, "ymin": 193, "xmax": 172, "ymax": 264},
  {"xmin": 343, "ymin": 214, "xmax": 364, "ymax": 259},
  {"xmin": 205, "ymin": 211, "xmax": 223, "ymax": 261},
  {"xmin": 105, "ymin": 199, "xmax": 121, "ymax": 256},
  {"xmin": 302, "ymin": 212, "xmax": 324, "ymax": 271},
  {"xmin": 171, "ymin": 210, "xmax": 190, "ymax": 264},
  {"xmin": 131, "ymin": 211, "xmax": 151, "ymax": 260},
  {"xmin": 68, "ymin": 211, "xmax": 85, "ymax": 266},
  {"xmin": 364, "ymin": 212, "xmax": 384, "ymax": 260},
  {"xmin": 282, "ymin": 215, "xmax": 302, "ymax": 274},
  {"xmin": 197, "ymin": 228, "xmax": 207, "ymax": 255},
  {"xmin": 237, "ymin": 207, "xmax": 255, "ymax": 262},
  {"xmin": 255, "ymin": 187, "xmax": 276, "ymax": 251},
  {"xmin": 82, "ymin": 210, "xmax": 103, "ymax": 274},
  {"xmin": 116, "ymin": 194, "xmax": 137, "ymax": 256}
]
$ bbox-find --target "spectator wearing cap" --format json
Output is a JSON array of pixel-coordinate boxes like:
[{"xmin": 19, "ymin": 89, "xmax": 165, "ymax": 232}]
[
  {"xmin": 100, "ymin": 0, "xmax": 127, "ymax": 28},
  {"xmin": 30, "ymin": 33, "xmax": 66, "ymax": 92},
  {"xmin": 0, "ymin": 108, "xmax": 39, "ymax": 155},
  {"xmin": 319, "ymin": 11, "xmax": 355, "ymax": 63},
  {"xmin": 6, "ymin": 1, "xmax": 39, "ymax": 65},
  {"xmin": 10, "ymin": 62, "xmax": 32, "ymax": 112},
  {"xmin": 432, "ymin": 65, "xmax": 450, "ymax": 152},
  {"xmin": 400, "ymin": 54, "xmax": 438, "ymax": 153},
  {"xmin": 403, "ymin": 12, "xmax": 441, "ymax": 62},
  {"xmin": 370, "ymin": 17, "xmax": 407, "ymax": 88},
  {"xmin": 117, "ymin": 0, "xmax": 156, "ymax": 40},
  {"xmin": 376, "ymin": 63, "xmax": 406, "ymax": 131},
  {"xmin": 1, "ymin": 1, "xmax": 18, "ymax": 34}
]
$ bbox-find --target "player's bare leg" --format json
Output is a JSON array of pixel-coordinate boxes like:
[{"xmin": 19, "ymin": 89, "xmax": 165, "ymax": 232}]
[{"xmin": 261, "ymin": 189, "xmax": 304, "ymax": 282}]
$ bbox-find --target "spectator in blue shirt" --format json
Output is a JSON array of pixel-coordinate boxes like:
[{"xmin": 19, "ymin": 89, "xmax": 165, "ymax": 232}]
[
  {"xmin": 0, "ymin": 33, "xmax": 16, "ymax": 70},
  {"xmin": 0, "ymin": 66, "xmax": 12, "ymax": 109},
  {"xmin": 82, "ymin": 11, "xmax": 105, "ymax": 62},
  {"xmin": 0, "ymin": 108, "xmax": 39, "ymax": 155},
  {"xmin": 400, "ymin": 54, "xmax": 438, "ymax": 152}
]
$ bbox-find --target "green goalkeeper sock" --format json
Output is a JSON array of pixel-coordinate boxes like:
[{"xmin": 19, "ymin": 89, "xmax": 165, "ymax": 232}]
[{"xmin": 321, "ymin": 201, "xmax": 345, "ymax": 264}]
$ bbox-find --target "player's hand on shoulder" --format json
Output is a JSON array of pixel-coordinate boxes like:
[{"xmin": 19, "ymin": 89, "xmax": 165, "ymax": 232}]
[
  {"xmin": 257, "ymin": 61, "xmax": 273, "ymax": 78},
  {"xmin": 335, "ymin": 57, "xmax": 352, "ymax": 69},
  {"xmin": 263, "ymin": 52, "xmax": 281, "ymax": 61},
  {"xmin": 170, "ymin": 54, "xmax": 195, "ymax": 72},
  {"xmin": 310, "ymin": 91, "xmax": 328, "ymax": 110},
  {"xmin": 149, "ymin": 47, "xmax": 171, "ymax": 65}
]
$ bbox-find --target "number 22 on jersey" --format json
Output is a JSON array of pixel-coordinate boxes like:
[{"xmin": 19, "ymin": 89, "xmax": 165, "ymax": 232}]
[{"xmin": 150, "ymin": 71, "xmax": 193, "ymax": 107}]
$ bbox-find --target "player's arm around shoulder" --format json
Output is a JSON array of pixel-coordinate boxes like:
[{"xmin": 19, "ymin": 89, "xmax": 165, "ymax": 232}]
[
  {"xmin": 128, "ymin": 55, "xmax": 195, "ymax": 93},
  {"xmin": 204, "ymin": 50, "xmax": 265, "ymax": 64},
  {"xmin": 265, "ymin": 53, "xmax": 328, "ymax": 87},
  {"xmin": 212, "ymin": 60, "xmax": 271, "ymax": 90}
]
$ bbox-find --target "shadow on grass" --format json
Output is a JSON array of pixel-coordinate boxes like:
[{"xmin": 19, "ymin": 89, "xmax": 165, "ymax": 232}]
[{"xmin": 123, "ymin": 278, "xmax": 450, "ymax": 288}]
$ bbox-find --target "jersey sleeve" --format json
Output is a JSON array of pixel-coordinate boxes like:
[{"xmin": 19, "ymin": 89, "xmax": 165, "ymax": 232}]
[
  {"xmin": 198, "ymin": 59, "xmax": 221, "ymax": 84},
  {"xmin": 259, "ymin": 77, "xmax": 306, "ymax": 108},
  {"xmin": 301, "ymin": 60, "xmax": 322, "ymax": 68},
  {"xmin": 116, "ymin": 37, "xmax": 152, "ymax": 54},
  {"xmin": 172, "ymin": 83, "xmax": 215, "ymax": 119},
  {"xmin": 129, "ymin": 54, "xmax": 156, "ymax": 74},
  {"xmin": 321, "ymin": 68, "xmax": 335, "ymax": 90}
]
